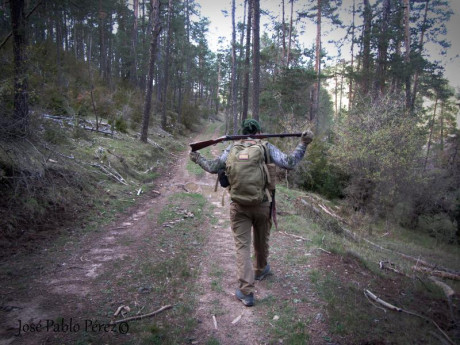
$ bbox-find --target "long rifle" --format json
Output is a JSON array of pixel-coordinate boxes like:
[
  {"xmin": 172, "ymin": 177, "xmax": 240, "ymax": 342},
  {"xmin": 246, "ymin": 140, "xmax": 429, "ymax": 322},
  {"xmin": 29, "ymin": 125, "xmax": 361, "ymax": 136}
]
[{"xmin": 190, "ymin": 133, "xmax": 302, "ymax": 152}]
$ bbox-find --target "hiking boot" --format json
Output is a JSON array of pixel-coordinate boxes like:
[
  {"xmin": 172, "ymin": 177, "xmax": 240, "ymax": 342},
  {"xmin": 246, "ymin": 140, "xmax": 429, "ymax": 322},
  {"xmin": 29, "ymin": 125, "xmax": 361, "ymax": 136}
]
[
  {"xmin": 255, "ymin": 264, "xmax": 271, "ymax": 281},
  {"xmin": 235, "ymin": 289, "xmax": 254, "ymax": 307}
]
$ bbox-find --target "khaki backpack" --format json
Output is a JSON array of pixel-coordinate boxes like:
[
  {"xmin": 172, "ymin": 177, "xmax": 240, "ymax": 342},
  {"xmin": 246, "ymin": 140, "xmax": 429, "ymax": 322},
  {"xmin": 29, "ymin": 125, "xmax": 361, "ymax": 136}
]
[{"xmin": 226, "ymin": 139, "xmax": 275, "ymax": 206}]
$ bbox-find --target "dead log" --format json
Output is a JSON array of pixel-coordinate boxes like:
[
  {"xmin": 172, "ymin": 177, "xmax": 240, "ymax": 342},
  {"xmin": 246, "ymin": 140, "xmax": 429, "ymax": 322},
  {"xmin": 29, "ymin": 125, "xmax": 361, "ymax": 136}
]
[
  {"xmin": 81, "ymin": 126, "xmax": 114, "ymax": 136},
  {"xmin": 412, "ymin": 266, "xmax": 460, "ymax": 281}
]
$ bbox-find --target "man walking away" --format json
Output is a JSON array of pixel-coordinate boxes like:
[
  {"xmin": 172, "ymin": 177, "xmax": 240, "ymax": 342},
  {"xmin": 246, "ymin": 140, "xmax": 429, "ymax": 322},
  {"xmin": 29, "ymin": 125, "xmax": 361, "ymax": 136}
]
[{"xmin": 190, "ymin": 119, "xmax": 313, "ymax": 306}]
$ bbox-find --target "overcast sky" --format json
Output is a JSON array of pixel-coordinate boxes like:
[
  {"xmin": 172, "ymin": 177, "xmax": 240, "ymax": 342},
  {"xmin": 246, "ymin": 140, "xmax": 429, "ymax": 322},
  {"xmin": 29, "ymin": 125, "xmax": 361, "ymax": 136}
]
[{"xmin": 197, "ymin": 0, "xmax": 460, "ymax": 89}]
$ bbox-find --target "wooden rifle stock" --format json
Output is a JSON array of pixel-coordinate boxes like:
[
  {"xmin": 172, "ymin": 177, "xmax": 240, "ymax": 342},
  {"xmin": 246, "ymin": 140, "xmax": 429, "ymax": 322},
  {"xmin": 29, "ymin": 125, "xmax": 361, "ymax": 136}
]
[{"xmin": 189, "ymin": 133, "xmax": 302, "ymax": 152}]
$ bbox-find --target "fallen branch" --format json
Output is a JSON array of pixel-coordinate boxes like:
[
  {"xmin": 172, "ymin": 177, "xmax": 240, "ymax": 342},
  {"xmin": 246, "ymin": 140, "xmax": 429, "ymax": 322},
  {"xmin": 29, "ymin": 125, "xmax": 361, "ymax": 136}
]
[
  {"xmin": 364, "ymin": 289, "xmax": 402, "ymax": 312},
  {"xmin": 91, "ymin": 163, "xmax": 128, "ymax": 185},
  {"xmin": 212, "ymin": 315, "xmax": 218, "ymax": 329},
  {"xmin": 81, "ymin": 126, "xmax": 114, "ymax": 136},
  {"xmin": 109, "ymin": 305, "xmax": 173, "ymax": 325},
  {"xmin": 113, "ymin": 305, "xmax": 130, "ymax": 317},
  {"xmin": 231, "ymin": 314, "xmax": 242, "ymax": 325},
  {"xmin": 278, "ymin": 231, "xmax": 312, "ymax": 242},
  {"xmin": 316, "ymin": 247, "xmax": 331, "ymax": 255},
  {"xmin": 412, "ymin": 266, "xmax": 460, "ymax": 281},
  {"xmin": 318, "ymin": 203, "xmax": 346, "ymax": 223},
  {"xmin": 364, "ymin": 289, "xmax": 455, "ymax": 345}
]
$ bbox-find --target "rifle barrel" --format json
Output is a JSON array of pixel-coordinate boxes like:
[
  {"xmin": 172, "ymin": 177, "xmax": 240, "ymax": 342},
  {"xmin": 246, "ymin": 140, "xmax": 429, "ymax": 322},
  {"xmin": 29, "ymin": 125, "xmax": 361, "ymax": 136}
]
[{"xmin": 189, "ymin": 133, "xmax": 302, "ymax": 152}]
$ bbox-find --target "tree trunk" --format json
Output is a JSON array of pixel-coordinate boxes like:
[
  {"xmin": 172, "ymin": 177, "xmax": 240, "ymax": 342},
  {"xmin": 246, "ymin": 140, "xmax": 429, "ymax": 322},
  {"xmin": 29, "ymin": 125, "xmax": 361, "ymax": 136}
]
[
  {"xmin": 10, "ymin": 0, "xmax": 29, "ymax": 136},
  {"xmin": 392, "ymin": 1, "xmax": 404, "ymax": 95},
  {"xmin": 252, "ymin": 0, "xmax": 260, "ymax": 121},
  {"xmin": 361, "ymin": 0, "xmax": 371, "ymax": 95},
  {"xmin": 131, "ymin": 0, "xmax": 139, "ymax": 85},
  {"xmin": 374, "ymin": 0, "xmax": 390, "ymax": 96},
  {"xmin": 287, "ymin": 0, "xmax": 294, "ymax": 68},
  {"xmin": 232, "ymin": 0, "xmax": 238, "ymax": 134},
  {"xmin": 404, "ymin": 0, "xmax": 411, "ymax": 111},
  {"xmin": 348, "ymin": 0, "xmax": 355, "ymax": 109},
  {"xmin": 411, "ymin": 0, "xmax": 429, "ymax": 112},
  {"xmin": 106, "ymin": 12, "xmax": 113, "ymax": 89},
  {"xmin": 141, "ymin": 0, "xmax": 161, "ymax": 143},
  {"xmin": 281, "ymin": 0, "xmax": 286, "ymax": 65},
  {"xmin": 424, "ymin": 96, "xmax": 438, "ymax": 170},
  {"xmin": 55, "ymin": 4, "xmax": 63, "ymax": 89},
  {"xmin": 310, "ymin": 0, "xmax": 321, "ymax": 130},
  {"xmin": 185, "ymin": 0, "xmax": 192, "ymax": 99},
  {"xmin": 237, "ymin": 0, "xmax": 247, "ymax": 120},
  {"xmin": 242, "ymin": 0, "xmax": 252, "ymax": 122},
  {"xmin": 162, "ymin": 0, "xmax": 173, "ymax": 130},
  {"xmin": 215, "ymin": 61, "xmax": 221, "ymax": 115},
  {"xmin": 440, "ymin": 101, "xmax": 444, "ymax": 152},
  {"xmin": 99, "ymin": 0, "xmax": 107, "ymax": 82}
]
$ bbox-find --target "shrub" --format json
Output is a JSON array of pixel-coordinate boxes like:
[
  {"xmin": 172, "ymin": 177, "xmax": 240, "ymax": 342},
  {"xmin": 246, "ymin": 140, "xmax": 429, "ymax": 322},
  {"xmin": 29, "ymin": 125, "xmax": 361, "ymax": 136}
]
[
  {"xmin": 295, "ymin": 139, "xmax": 347, "ymax": 199},
  {"xmin": 114, "ymin": 116, "xmax": 128, "ymax": 133},
  {"xmin": 330, "ymin": 94, "xmax": 426, "ymax": 215}
]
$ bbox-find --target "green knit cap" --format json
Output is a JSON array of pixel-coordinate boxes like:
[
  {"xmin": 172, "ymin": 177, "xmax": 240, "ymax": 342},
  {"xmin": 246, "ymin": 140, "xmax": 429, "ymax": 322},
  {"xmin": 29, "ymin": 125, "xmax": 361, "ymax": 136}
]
[{"xmin": 241, "ymin": 119, "xmax": 261, "ymax": 135}]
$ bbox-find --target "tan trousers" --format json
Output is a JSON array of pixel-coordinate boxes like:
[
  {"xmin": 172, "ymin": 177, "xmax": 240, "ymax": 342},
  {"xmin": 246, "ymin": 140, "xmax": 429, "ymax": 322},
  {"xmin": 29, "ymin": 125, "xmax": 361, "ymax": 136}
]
[{"xmin": 230, "ymin": 202, "xmax": 272, "ymax": 295}]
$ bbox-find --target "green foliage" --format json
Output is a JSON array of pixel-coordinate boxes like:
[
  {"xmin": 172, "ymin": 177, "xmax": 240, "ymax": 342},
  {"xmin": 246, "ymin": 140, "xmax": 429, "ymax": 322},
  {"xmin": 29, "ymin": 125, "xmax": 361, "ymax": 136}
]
[
  {"xmin": 330, "ymin": 95, "xmax": 425, "ymax": 216},
  {"xmin": 297, "ymin": 139, "xmax": 347, "ymax": 199},
  {"xmin": 43, "ymin": 121, "xmax": 69, "ymax": 145},
  {"xmin": 180, "ymin": 100, "xmax": 202, "ymax": 130},
  {"xmin": 108, "ymin": 116, "xmax": 128, "ymax": 133},
  {"xmin": 260, "ymin": 67, "xmax": 315, "ymax": 120}
]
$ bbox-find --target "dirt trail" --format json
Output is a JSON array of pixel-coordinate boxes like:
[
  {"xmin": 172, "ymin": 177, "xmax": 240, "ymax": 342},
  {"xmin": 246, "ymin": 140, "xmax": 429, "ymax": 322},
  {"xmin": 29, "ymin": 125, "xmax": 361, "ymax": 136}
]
[
  {"xmin": 0, "ymin": 124, "xmax": 272, "ymax": 345},
  {"xmin": 0, "ymin": 123, "xmax": 327, "ymax": 345}
]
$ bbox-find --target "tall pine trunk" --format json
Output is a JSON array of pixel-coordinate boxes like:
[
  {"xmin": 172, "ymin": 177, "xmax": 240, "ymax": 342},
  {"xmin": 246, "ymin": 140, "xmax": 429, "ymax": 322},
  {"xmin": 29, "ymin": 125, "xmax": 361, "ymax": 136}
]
[
  {"xmin": 99, "ymin": 0, "xmax": 107, "ymax": 82},
  {"xmin": 141, "ymin": 0, "xmax": 161, "ymax": 143},
  {"xmin": 162, "ymin": 0, "xmax": 173, "ymax": 130},
  {"xmin": 287, "ymin": 0, "xmax": 293, "ymax": 68},
  {"xmin": 131, "ymin": 0, "xmax": 139, "ymax": 85},
  {"xmin": 252, "ymin": 0, "xmax": 260, "ymax": 121},
  {"xmin": 361, "ymin": 0, "xmax": 371, "ymax": 95},
  {"xmin": 404, "ymin": 0, "xmax": 411, "ymax": 111},
  {"xmin": 411, "ymin": 0, "xmax": 429, "ymax": 112},
  {"xmin": 424, "ymin": 96, "xmax": 438, "ymax": 170},
  {"xmin": 310, "ymin": 0, "xmax": 321, "ymax": 130},
  {"xmin": 10, "ymin": 0, "xmax": 28, "ymax": 136},
  {"xmin": 374, "ymin": 0, "xmax": 390, "ymax": 96},
  {"xmin": 237, "ymin": 0, "xmax": 247, "ymax": 120},
  {"xmin": 348, "ymin": 0, "xmax": 355, "ymax": 109},
  {"xmin": 231, "ymin": 0, "xmax": 238, "ymax": 134},
  {"xmin": 242, "ymin": 0, "xmax": 252, "ymax": 122},
  {"xmin": 281, "ymin": 0, "xmax": 286, "ymax": 64}
]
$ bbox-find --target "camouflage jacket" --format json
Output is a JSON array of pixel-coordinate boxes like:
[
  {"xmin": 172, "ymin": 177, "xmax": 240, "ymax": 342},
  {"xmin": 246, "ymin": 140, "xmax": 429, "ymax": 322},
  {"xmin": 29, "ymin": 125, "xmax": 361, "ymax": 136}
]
[{"xmin": 194, "ymin": 141, "xmax": 307, "ymax": 174}]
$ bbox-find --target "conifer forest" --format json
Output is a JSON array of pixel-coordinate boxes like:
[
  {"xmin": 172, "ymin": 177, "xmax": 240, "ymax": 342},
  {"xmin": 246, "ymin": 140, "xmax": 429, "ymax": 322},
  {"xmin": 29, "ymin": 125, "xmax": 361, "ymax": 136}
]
[{"xmin": 0, "ymin": 0, "xmax": 459, "ymax": 344}]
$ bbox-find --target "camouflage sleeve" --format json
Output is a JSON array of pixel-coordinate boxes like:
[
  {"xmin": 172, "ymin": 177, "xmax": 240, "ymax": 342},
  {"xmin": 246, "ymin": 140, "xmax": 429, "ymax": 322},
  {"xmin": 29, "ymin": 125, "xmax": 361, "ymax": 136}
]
[
  {"xmin": 266, "ymin": 142, "xmax": 307, "ymax": 170},
  {"xmin": 195, "ymin": 144, "xmax": 232, "ymax": 174}
]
